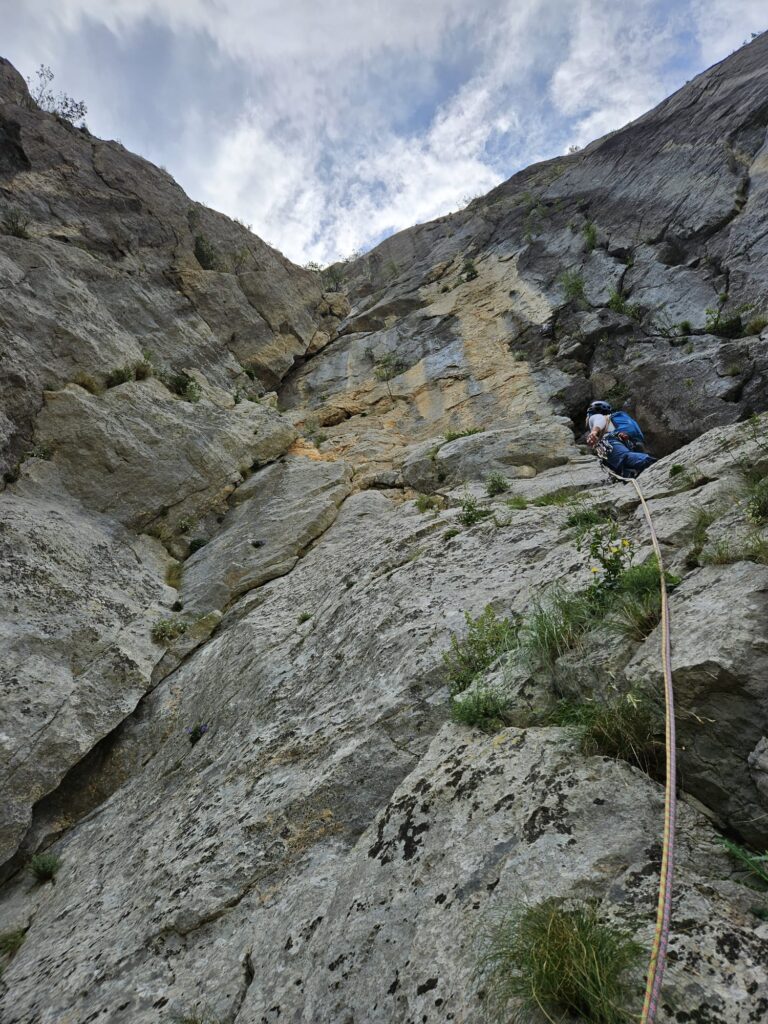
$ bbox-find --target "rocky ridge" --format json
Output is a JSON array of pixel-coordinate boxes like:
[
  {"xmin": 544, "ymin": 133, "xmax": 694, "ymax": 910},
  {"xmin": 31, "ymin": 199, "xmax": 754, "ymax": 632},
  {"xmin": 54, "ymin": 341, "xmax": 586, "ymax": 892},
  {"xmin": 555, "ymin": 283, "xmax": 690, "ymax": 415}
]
[{"xmin": 1, "ymin": 36, "xmax": 768, "ymax": 1024}]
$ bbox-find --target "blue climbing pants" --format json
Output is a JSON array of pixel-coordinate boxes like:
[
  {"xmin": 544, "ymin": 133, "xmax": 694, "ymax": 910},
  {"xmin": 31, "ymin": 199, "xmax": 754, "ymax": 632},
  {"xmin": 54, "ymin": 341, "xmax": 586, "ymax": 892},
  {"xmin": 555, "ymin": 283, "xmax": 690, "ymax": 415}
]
[{"xmin": 601, "ymin": 435, "xmax": 656, "ymax": 478}]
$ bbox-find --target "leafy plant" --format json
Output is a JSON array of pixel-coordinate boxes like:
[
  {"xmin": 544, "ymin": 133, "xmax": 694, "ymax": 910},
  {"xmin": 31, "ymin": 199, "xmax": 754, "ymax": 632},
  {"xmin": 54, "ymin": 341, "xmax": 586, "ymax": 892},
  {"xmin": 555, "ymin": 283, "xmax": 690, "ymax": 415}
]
[
  {"xmin": 443, "ymin": 606, "xmax": 516, "ymax": 695},
  {"xmin": 505, "ymin": 495, "xmax": 528, "ymax": 510},
  {"xmin": 563, "ymin": 506, "xmax": 610, "ymax": 531},
  {"xmin": 462, "ymin": 257, "xmax": 479, "ymax": 281},
  {"xmin": 479, "ymin": 899, "xmax": 641, "ymax": 1024},
  {"xmin": 485, "ymin": 472, "xmax": 509, "ymax": 497},
  {"xmin": 678, "ymin": 319, "xmax": 693, "ymax": 334},
  {"xmin": 669, "ymin": 464, "xmax": 685, "ymax": 477},
  {"xmin": 151, "ymin": 618, "xmax": 188, "ymax": 644},
  {"xmin": 297, "ymin": 612, "xmax": 313, "ymax": 624},
  {"xmin": 443, "ymin": 528, "xmax": 461, "ymax": 542},
  {"xmin": 29, "ymin": 852, "xmax": 61, "ymax": 883},
  {"xmin": 322, "ymin": 264, "xmax": 345, "ymax": 291},
  {"xmin": 578, "ymin": 522, "xmax": 634, "ymax": 595},
  {"xmin": 458, "ymin": 493, "xmax": 493, "ymax": 527},
  {"xmin": 25, "ymin": 443, "xmax": 52, "ymax": 461},
  {"xmin": 169, "ymin": 372, "xmax": 202, "ymax": 403},
  {"xmin": 451, "ymin": 687, "xmax": 510, "ymax": 732},
  {"xmin": 373, "ymin": 353, "xmax": 406, "ymax": 398},
  {"xmin": 1, "ymin": 208, "xmax": 31, "ymax": 238}
]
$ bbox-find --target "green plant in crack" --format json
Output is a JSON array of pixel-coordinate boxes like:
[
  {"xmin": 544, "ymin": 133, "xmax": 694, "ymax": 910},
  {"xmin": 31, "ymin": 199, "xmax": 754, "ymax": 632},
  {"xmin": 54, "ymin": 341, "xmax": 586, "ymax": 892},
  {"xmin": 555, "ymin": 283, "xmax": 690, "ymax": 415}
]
[{"xmin": 443, "ymin": 606, "xmax": 516, "ymax": 695}]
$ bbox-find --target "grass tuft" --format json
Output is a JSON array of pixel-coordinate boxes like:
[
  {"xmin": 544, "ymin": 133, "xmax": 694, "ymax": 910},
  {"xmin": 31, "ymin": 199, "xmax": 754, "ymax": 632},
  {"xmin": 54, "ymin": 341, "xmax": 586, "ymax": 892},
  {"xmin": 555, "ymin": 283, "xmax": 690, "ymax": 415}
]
[
  {"xmin": 721, "ymin": 837, "xmax": 768, "ymax": 886},
  {"xmin": 415, "ymin": 493, "xmax": 441, "ymax": 514},
  {"xmin": 444, "ymin": 427, "xmax": 481, "ymax": 443},
  {"xmin": 29, "ymin": 852, "xmax": 61, "ymax": 884},
  {"xmin": 451, "ymin": 687, "xmax": 510, "ymax": 732},
  {"xmin": 505, "ymin": 495, "xmax": 528, "ymax": 510},
  {"xmin": 458, "ymin": 493, "xmax": 493, "ymax": 527},
  {"xmin": 151, "ymin": 618, "xmax": 188, "ymax": 644},
  {"xmin": 552, "ymin": 694, "xmax": 661, "ymax": 773},
  {"xmin": 479, "ymin": 899, "xmax": 641, "ymax": 1024},
  {"xmin": 0, "ymin": 929, "xmax": 26, "ymax": 957}
]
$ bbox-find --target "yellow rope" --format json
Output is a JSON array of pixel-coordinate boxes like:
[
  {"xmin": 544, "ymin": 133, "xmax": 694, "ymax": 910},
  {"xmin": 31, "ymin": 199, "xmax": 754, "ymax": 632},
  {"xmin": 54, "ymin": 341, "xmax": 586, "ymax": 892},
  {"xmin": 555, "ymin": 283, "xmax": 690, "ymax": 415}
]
[{"xmin": 604, "ymin": 468, "xmax": 676, "ymax": 1022}]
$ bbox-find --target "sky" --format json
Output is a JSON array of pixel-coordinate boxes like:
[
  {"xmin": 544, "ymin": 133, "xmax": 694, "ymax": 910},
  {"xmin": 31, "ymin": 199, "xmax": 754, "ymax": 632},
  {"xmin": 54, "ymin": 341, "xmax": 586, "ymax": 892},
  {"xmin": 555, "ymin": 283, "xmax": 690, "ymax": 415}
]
[{"xmin": 1, "ymin": 1, "xmax": 766, "ymax": 265}]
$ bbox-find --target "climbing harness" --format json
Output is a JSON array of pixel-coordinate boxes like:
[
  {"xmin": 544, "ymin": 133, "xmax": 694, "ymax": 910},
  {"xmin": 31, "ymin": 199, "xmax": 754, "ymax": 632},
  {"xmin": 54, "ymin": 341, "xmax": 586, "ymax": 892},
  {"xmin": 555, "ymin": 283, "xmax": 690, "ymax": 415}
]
[{"xmin": 603, "ymin": 464, "xmax": 676, "ymax": 1024}]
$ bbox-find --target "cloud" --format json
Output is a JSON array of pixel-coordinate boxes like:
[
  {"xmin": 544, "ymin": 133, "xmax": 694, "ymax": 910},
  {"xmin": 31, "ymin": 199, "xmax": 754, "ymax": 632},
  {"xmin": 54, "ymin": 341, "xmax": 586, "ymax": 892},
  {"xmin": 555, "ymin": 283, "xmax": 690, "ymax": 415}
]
[{"xmin": 2, "ymin": 0, "xmax": 765, "ymax": 264}]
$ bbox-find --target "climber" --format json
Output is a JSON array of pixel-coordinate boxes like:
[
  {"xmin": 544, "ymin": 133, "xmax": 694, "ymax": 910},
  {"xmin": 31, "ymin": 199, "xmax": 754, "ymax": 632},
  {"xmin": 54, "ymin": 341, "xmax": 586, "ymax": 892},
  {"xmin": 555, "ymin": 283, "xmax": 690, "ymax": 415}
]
[{"xmin": 585, "ymin": 400, "xmax": 657, "ymax": 479}]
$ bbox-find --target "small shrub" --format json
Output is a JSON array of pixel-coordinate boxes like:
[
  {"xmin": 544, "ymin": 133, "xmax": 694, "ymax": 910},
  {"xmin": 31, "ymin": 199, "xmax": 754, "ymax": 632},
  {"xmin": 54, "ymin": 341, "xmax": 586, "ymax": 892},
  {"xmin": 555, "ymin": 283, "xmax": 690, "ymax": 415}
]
[
  {"xmin": 505, "ymin": 495, "xmax": 528, "ymax": 510},
  {"xmin": 415, "ymin": 494, "xmax": 441, "ymax": 514},
  {"xmin": 746, "ymin": 314, "xmax": 768, "ymax": 336},
  {"xmin": 607, "ymin": 288, "xmax": 627, "ymax": 314},
  {"xmin": 194, "ymin": 233, "xmax": 223, "ymax": 271},
  {"xmin": 0, "ymin": 929, "xmax": 25, "ymax": 957},
  {"xmin": 186, "ymin": 723, "xmax": 209, "ymax": 746},
  {"xmin": 678, "ymin": 319, "xmax": 693, "ymax": 334},
  {"xmin": 151, "ymin": 618, "xmax": 188, "ymax": 644},
  {"xmin": 485, "ymin": 472, "xmax": 508, "ymax": 497},
  {"xmin": 443, "ymin": 606, "xmax": 516, "ymax": 695},
  {"xmin": 444, "ymin": 427, "xmax": 481, "ymax": 442},
  {"xmin": 177, "ymin": 515, "xmax": 194, "ymax": 534},
  {"xmin": 451, "ymin": 687, "xmax": 510, "ymax": 732},
  {"xmin": 724, "ymin": 362, "xmax": 743, "ymax": 377},
  {"xmin": 169, "ymin": 373, "xmax": 202, "ymax": 403},
  {"xmin": 721, "ymin": 837, "xmax": 768, "ymax": 885},
  {"xmin": 669, "ymin": 464, "xmax": 685, "ymax": 477},
  {"xmin": 544, "ymin": 344, "xmax": 558, "ymax": 357},
  {"xmin": 479, "ymin": 898, "xmax": 641, "ymax": 1024},
  {"xmin": 26, "ymin": 64, "xmax": 87, "ymax": 125},
  {"xmin": 373, "ymin": 353, "xmax": 406, "ymax": 396},
  {"xmin": 458, "ymin": 493, "xmax": 493, "ymax": 527},
  {"xmin": 297, "ymin": 612, "xmax": 312, "ymax": 624},
  {"xmin": 187, "ymin": 537, "xmax": 208, "ymax": 554},
  {"xmin": 73, "ymin": 373, "xmax": 102, "ymax": 394},
  {"xmin": 29, "ymin": 852, "xmax": 61, "ymax": 883},
  {"xmin": 560, "ymin": 269, "xmax": 586, "ymax": 304},
  {"xmin": 462, "ymin": 257, "xmax": 479, "ymax": 281},
  {"xmin": 582, "ymin": 221, "xmax": 597, "ymax": 251},
  {"xmin": 1, "ymin": 208, "xmax": 31, "ymax": 238},
  {"xmin": 104, "ymin": 365, "xmax": 135, "ymax": 388},
  {"xmin": 443, "ymin": 528, "xmax": 461, "ymax": 542}
]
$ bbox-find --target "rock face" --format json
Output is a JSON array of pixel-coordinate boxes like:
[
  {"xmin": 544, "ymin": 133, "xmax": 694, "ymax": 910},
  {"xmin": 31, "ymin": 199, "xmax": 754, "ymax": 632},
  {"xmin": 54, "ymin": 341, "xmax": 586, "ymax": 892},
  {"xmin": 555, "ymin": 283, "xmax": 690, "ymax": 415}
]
[{"xmin": 2, "ymin": 36, "xmax": 768, "ymax": 1024}]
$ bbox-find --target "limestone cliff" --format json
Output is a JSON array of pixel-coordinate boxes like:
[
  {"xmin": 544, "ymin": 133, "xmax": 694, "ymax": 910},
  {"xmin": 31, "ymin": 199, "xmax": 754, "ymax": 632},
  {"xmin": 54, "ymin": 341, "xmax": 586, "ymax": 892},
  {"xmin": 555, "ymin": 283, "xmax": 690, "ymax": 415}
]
[{"xmin": 1, "ymin": 34, "xmax": 768, "ymax": 1024}]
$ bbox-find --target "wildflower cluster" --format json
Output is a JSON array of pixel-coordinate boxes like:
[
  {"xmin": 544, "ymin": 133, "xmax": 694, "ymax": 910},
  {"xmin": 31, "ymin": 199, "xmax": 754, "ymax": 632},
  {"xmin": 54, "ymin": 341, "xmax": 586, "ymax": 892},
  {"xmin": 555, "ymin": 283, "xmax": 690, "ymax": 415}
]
[
  {"xmin": 578, "ymin": 522, "xmax": 634, "ymax": 597},
  {"xmin": 186, "ymin": 723, "xmax": 209, "ymax": 745}
]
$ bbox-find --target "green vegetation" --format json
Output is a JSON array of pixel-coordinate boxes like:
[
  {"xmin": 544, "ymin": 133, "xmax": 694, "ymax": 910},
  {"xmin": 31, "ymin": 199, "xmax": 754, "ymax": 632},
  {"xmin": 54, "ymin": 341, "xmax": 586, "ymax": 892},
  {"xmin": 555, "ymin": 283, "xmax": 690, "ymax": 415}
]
[
  {"xmin": 0, "ymin": 929, "xmax": 26, "ymax": 957},
  {"xmin": 444, "ymin": 427, "xmax": 481, "ymax": 443},
  {"xmin": 104, "ymin": 365, "xmax": 135, "ymax": 388},
  {"xmin": 531, "ymin": 490, "xmax": 573, "ymax": 507},
  {"xmin": 746, "ymin": 477, "xmax": 768, "ymax": 525},
  {"xmin": 1, "ymin": 208, "xmax": 31, "ymax": 238},
  {"xmin": 485, "ymin": 472, "xmax": 509, "ymax": 497},
  {"xmin": 169, "ymin": 372, "xmax": 202, "ymax": 403},
  {"xmin": 552, "ymin": 694, "xmax": 660, "ymax": 773},
  {"xmin": 133, "ymin": 358, "xmax": 153, "ymax": 380},
  {"xmin": 582, "ymin": 221, "xmax": 597, "ymax": 251},
  {"xmin": 746, "ymin": 314, "xmax": 768, "ymax": 336},
  {"xmin": 415, "ymin": 494, "xmax": 441, "ymax": 514},
  {"xmin": 151, "ymin": 618, "xmax": 188, "ymax": 644},
  {"xmin": 721, "ymin": 837, "xmax": 768, "ymax": 886},
  {"xmin": 194, "ymin": 233, "xmax": 224, "ymax": 271},
  {"xmin": 73, "ymin": 373, "xmax": 102, "ymax": 395},
  {"xmin": 505, "ymin": 495, "xmax": 528, "ymax": 510},
  {"xmin": 187, "ymin": 537, "xmax": 208, "ymax": 554},
  {"xmin": 323, "ymin": 264, "xmax": 345, "ymax": 291},
  {"xmin": 29, "ymin": 852, "xmax": 61, "ymax": 884},
  {"xmin": 685, "ymin": 506, "xmax": 718, "ymax": 567},
  {"xmin": 451, "ymin": 687, "xmax": 510, "ymax": 732},
  {"xmin": 297, "ymin": 612, "xmax": 312, "ymax": 624},
  {"xmin": 443, "ymin": 606, "xmax": 516, "ymax": 695},
  {"xmin": 479, "ymin": 899, "xmax": 641, "ymax": 1024},
  {"xmin": 607, "ymin": 289, "xmax": 642, "ymax": 321},
  {"xmin": 462, "ymin": 257, "xmax": 479, "ymax": 281},
  {"xmin": 442, "ymin": 528, "xmax": 461, "ymax": 542},
  {"xmin": 373, "ymin": 353, "xmax": 407, "ymax": 398},
  {"xmin": 458, "ymin": 493, "xmax": 493, "ymax": 527},
  {"xmin": 560, "ymin": 269, "xmax": 586, "ymax": 305},
  {"xmin": 26, "ymin": 64, "xmax": 87, "ymax": 125},
  {"xmin": 518, "ymin": 587, "xmax": 597, "ymax": 669},
  {"xmin": 25, "ymin": 443, "xmax": 52, "ymax": 461},
  {"xmin": 700, "ymin": 533, "xmax": 768, "ymax": 567},
  {"xmin": 678, "ymin": 319, "xmax": 693, "ymax": 335},
  {"xmin": 669, "ymin": 464, "xmax": 685, "ymax": 478},
  {"xmin": 563, "ymin": 506, "xmax": 610, "ymax": 531}
]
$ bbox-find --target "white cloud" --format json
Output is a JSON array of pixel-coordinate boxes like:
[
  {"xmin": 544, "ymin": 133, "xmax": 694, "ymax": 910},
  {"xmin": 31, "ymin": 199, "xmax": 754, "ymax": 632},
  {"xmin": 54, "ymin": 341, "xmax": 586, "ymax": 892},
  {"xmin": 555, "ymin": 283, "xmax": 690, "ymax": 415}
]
[{"xmin": 2, "ymin": 0, "xmax": 764, "ymax": 263}]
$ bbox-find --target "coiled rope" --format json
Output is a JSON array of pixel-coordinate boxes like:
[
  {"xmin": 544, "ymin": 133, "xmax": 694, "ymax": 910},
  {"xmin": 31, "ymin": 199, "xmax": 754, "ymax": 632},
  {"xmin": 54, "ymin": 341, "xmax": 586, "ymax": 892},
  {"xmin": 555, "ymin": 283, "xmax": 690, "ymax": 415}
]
[{"xmin": 603, "ymin": 465, "xmax": 676, "ymax": 1023}]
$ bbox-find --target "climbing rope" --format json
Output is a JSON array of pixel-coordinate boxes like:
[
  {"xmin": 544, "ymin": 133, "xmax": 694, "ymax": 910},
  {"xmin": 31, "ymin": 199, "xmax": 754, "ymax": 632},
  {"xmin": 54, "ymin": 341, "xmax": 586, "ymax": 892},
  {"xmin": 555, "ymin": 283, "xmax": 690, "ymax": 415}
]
[{"xmin": 603, "ymin": 464, "xmax": 676, "ymax": 1024}]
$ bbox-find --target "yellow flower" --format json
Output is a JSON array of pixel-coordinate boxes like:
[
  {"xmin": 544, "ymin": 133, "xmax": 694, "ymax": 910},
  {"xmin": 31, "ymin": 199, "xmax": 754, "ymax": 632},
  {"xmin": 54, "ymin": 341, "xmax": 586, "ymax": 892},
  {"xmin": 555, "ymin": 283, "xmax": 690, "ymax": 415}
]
[
  {"xmin": 622, "ymin": 538, "xmax": 631, "ymax": 547},
  {"xmin": 590, "ymin": 566, "xmax": 599, "ymax": 573}
]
